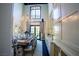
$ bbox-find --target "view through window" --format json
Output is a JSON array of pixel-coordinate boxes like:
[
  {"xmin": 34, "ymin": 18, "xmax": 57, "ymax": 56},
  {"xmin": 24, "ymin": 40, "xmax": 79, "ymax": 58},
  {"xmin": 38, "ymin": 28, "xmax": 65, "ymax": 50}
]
[{"xmin": 30, "ymin": 6, "xmax": 41, "ymax": 19}]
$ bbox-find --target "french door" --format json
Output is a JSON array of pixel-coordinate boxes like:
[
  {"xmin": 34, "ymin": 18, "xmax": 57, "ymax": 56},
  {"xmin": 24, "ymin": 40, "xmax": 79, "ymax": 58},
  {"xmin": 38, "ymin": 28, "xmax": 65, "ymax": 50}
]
[{"xmin": 30, "ymin": 25, "xmax": 40, "ymax": 40}]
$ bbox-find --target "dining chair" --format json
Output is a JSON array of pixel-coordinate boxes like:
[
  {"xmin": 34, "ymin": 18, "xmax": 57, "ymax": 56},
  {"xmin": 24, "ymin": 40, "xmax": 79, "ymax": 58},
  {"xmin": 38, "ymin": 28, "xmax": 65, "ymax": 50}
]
[{"xmin": 24, "ymin": 39, "xmax": 36, "ymax": 56}]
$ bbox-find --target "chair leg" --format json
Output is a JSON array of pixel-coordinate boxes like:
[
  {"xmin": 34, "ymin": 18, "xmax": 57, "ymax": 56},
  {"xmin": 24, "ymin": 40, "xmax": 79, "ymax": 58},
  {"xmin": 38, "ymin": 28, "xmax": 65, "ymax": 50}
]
[
  {"xmin": 32, "ymin": 50, "xmax": 34, "ymax": 56},
  {"xmin": 31, "ymin": 49, "xmax": 34, "ymax": 56}
]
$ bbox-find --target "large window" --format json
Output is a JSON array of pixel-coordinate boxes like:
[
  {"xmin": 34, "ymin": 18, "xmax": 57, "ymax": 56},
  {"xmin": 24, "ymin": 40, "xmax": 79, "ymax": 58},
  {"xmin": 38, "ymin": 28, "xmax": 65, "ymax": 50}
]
[{"xmin": 30, "ymin": 6, "xmax": 41, "ymax": 19}]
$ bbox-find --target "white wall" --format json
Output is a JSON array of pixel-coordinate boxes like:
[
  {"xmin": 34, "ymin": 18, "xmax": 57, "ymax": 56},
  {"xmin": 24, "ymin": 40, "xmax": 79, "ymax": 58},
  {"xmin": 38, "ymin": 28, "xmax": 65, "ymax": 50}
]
[
  {"xmin": 52, "ymin": 3, "xmax": 79, "ymax": 55},
  {"xmin": 24, "ymin": 4, "xmax": 48, "ymax": 22},
  {"xmin": 61, "ymin": 4, "xmax": 79, "ymax": 53},
  {"xmin": 0, "ymin": 3, "xmax": 13, "ymax": 56},
  {"xmin": 24, "ymin": 4, "xmax": 49, "ymax": 40},
  {"xmin": 13, "ymin": 3, "xmax": 23, "ymax": 25},
  {"xmin": 48, "ymin": 4, "xmax": 53, "ymax": 18},
  {"xmin": 58, "ymin": 3, "xmax": 79, "ymax": 48},
  {"xmin": 61, "ymin": 3, "xmax": 79, "ymax": 17}
]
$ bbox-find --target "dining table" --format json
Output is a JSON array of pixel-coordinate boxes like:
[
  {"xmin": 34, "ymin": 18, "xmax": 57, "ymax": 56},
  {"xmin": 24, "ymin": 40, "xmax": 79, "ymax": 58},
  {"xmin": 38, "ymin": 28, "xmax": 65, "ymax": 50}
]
[{"xmin": 16, "ymin": 37, "xmax": 34, "ymax": 55}]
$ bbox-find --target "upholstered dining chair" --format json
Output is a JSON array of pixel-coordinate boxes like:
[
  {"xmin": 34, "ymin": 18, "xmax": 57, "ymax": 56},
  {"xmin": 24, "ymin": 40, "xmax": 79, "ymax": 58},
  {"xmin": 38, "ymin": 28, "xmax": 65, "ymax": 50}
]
[{"xmin": 24, "ymin": 38, "xmax": 37, "ymax": 56}]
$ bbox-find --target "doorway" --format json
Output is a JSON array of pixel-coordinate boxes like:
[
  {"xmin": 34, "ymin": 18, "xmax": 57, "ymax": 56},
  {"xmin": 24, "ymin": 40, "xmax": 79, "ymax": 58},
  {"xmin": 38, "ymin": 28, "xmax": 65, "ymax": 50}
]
[{"xmin": 30, "ymin": 25, "xmax": 41, "ymax": 40}]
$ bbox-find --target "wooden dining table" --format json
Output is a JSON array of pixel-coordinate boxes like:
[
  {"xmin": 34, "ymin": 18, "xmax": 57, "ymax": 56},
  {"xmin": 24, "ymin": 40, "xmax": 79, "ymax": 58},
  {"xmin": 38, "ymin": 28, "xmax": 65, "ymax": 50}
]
[
  {"xmin": 17, "ymin": 39, "xmax": 32, "ymax": 46},
  {"xmin": 16, "ymin": 38, "xmax": 34, "ymax": 55}
]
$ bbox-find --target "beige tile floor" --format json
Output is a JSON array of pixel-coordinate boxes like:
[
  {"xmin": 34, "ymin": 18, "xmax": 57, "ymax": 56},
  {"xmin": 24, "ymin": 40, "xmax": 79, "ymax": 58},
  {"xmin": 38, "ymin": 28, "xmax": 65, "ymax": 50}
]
[
  {"xmin": 25, "ymin": 40, "xmax": 42, "ymax": 56},
  {"xmin": 33, "ymin": 40, "xmax": 42, "ymax": 56}
]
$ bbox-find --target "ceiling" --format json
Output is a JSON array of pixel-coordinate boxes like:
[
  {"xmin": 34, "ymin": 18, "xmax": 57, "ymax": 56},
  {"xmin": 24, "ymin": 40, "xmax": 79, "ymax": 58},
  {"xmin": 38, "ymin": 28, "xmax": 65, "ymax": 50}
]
[{"xmin": 24, "ymin": 3, "xmax": 48, "ymax": 5}]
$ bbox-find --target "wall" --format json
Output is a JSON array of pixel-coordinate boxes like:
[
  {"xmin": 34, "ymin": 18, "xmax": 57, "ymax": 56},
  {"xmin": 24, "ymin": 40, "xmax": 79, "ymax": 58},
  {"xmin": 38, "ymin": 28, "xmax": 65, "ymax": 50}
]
[
  {"xmin": 24, "ymin": 4, "xmax": 48, "ymax": 21},
  {"xmin": 0, "ymin": 3, "xmax": 13, "ymax": 55},
  {"xmin": 61, "ymin": 3, "xmax": 79, "ymax": 17},
  {"xmin": 13, "ymin": 3, "xmax": 23, "ymax": 25},
  {"xmin": 48, "ymin": 4, "xmax": 53, "ymax": 18},
  {"xmin": 60, "ymin": 3, "xmax": 79, "ymax": 43},
  {"xmin": 44, "ymin": 4, "xmax": 54, "ymax": 55},
  {"xmin": 61, "ymin": 4, "xmax": 79, "ymax": 55},
  {"xmin": 52, "ymin": 3, "xmax": 79, "ymax": 55},
  {"xmin": 13, "ymin": 3, "xmax": 26, "ymax": 33},
  {"xmin": 24, "ymin": 4, "xmax": 49, "ymax": 39}
]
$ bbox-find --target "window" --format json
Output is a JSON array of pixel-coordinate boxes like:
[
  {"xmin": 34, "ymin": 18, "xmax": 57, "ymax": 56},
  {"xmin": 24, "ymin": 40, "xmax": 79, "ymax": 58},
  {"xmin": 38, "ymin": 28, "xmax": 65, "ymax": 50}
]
[{"xmin": 30, "ymin": 6, "xmax": 41, "ymax": 19}]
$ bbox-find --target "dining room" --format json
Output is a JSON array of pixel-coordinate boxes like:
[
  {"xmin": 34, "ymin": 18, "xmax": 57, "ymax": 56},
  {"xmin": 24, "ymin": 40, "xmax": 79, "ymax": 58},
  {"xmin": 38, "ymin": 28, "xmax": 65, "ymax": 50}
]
[{"xmin": 12, "ymin": 3, "xmax": 49, "ymax": 56}]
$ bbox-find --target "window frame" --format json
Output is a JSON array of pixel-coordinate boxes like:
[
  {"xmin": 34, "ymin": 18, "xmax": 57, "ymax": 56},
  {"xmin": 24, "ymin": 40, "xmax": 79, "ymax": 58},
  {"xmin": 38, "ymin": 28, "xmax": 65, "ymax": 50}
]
[{"xmin": 30, "ymin": 6, "xmax": 41, "ymax": 19}]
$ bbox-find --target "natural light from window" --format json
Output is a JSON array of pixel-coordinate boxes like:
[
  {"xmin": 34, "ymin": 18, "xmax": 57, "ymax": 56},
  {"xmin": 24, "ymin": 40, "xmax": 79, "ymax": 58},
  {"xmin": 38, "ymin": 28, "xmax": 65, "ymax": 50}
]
[{"xmin": 31, "ymin": 6, "xmax": 41, "ymax": 19}]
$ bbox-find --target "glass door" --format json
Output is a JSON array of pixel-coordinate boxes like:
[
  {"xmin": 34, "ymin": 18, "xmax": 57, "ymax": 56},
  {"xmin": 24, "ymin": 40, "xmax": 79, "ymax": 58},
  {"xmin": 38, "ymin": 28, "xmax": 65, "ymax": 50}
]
[
  {"xmin": 31, "ymin": 26, "xmax": 35, "ymax": 34},
  {"xmin": 36, "ymin": 26, "xmax": 40, "ymax": 39},
  {"xmin": 31, "ymin": 25, "xmax": 40, "ymax": 40}
]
